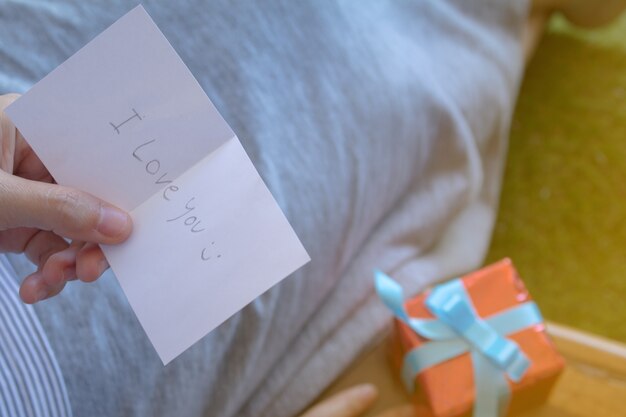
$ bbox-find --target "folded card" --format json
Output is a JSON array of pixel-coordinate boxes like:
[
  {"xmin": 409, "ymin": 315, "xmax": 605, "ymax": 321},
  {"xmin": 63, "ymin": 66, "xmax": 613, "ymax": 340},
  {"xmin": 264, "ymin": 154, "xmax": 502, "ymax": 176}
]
[{"xmin": 6, "ymin": 5, "xmax": 310, "ymax": 365}]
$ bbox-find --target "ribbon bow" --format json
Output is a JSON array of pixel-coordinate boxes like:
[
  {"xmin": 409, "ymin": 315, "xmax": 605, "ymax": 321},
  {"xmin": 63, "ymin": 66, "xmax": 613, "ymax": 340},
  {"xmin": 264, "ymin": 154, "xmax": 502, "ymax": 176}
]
[{"xmin": 374, "ymin": 271, "xmax": 544, "ymax": 417}]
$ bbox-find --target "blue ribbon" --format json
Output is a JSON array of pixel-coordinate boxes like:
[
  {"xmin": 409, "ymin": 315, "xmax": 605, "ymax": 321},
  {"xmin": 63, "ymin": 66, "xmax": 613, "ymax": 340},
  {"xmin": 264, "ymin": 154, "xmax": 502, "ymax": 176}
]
[{"xmin": 374, "ymin": 270, "xmax": 544, "ymax": 417}]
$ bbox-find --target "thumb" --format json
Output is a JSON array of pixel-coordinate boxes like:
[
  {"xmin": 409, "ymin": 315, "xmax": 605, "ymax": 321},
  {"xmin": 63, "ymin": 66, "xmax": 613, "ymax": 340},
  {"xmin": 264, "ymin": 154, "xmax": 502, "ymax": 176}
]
[{"xmin": 0, "ymin": 171, "xmax": 132, "ymax": 244}]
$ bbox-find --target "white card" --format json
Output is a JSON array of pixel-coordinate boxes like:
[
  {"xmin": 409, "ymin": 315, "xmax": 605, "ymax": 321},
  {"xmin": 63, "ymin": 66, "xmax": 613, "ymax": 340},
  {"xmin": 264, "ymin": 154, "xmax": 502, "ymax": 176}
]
[{"xmin": 6, "ymin": 5, "xmax": 310, "ymax": 364}]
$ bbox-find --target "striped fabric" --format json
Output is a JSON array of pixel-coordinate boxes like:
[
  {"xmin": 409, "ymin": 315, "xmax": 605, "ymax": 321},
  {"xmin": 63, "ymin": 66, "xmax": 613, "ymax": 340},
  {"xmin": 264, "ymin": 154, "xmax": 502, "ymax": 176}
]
[{"xmin": 0, "ymin": 257, "xmax": 72, "ymax": 417}]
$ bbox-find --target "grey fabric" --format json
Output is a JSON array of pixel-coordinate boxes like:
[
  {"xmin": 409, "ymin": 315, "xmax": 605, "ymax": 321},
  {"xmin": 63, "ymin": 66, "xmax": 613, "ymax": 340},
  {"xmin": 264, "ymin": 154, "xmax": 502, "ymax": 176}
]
[{"xmin": 0, "ymin": 1, "xmax": 528, "ymax": 416}]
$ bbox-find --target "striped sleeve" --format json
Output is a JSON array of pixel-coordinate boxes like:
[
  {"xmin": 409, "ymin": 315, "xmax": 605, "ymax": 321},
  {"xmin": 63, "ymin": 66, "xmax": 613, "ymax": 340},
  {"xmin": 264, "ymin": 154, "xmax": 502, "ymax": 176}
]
[{"xmin": 0, "ymin": 257, "xmax": 72, "ymax": 417}]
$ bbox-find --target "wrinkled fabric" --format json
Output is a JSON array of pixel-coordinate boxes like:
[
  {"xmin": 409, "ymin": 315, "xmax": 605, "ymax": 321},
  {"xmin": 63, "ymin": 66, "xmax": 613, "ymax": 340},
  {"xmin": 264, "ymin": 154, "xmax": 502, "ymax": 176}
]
[{"xmin": 0, "ymin": 1, "xmax": 527, "ymax": 416}]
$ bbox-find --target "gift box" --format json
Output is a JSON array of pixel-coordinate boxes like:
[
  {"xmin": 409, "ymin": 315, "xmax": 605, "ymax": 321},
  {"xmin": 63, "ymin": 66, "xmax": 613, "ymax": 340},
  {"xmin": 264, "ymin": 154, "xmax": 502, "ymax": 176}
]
[{"xmin": 375, "ymin": 259, "xmax": 565, "ymax": 417}]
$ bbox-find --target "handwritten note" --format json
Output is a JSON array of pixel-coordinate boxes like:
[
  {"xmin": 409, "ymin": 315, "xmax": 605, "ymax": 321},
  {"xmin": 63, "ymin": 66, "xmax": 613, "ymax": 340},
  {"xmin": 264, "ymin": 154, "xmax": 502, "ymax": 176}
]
[{"xmin": 6, "ymin": 5, "xmax": 310, "ymax": 365}]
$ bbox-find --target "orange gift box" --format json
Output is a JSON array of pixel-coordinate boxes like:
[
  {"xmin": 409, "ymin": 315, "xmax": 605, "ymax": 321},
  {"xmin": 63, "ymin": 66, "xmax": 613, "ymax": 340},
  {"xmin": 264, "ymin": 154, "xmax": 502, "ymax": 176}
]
[{"xmin": 387, "ymin": 259, "xmax": 565, "ymax": 417}]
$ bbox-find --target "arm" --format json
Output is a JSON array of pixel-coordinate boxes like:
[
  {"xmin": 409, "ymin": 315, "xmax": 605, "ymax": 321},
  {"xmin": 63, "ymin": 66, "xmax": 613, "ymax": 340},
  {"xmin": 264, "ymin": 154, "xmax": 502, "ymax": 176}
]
[{"xmin": 298, "ymin": 384, "xmax": 413, "ymax": 417}]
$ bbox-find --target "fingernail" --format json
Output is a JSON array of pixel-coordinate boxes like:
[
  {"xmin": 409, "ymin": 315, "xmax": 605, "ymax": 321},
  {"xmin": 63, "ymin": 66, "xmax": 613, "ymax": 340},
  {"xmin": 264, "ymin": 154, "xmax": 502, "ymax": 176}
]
[
  {"xmin": 97, "ymin": 206, "xmax": 130, "ymax": 238},
  {"xmin": 353, "ymin": 384, "xmax": 378, "ymax": 401}
]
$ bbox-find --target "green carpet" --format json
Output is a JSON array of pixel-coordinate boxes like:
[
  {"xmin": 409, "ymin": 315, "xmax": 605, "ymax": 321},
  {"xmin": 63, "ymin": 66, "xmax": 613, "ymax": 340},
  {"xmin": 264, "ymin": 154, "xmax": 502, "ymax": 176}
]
[{"xmin": 485, "ymin": 13, "xmax": 626, "ymax": 343}]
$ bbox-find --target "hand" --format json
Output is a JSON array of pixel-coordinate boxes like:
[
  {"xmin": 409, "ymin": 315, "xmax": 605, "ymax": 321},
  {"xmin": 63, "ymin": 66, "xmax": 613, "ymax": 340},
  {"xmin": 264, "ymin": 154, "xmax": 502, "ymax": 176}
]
[
  {"xmin": 299, "ymin": 384, "xmax": 414, "ymax": 417},
  {"xmin": 0, "ymin": 93, "xmax": 132, "ymax": 303}
]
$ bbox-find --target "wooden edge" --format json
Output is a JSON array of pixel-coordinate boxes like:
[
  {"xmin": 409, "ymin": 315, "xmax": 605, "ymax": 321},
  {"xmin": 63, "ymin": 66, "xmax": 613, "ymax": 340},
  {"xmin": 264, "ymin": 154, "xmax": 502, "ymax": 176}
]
[
  {"xmin": 546, "ymin": 321, "xmax": 626, "ymax": 375},
  {"xmin": 317, "ymin": 321, "xmax": 626, "ymax": 417}
]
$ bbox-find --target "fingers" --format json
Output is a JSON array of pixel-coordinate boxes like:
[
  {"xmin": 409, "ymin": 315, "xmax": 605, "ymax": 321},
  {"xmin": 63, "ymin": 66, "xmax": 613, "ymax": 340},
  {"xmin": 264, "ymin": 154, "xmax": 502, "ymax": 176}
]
[
  {"xmin": 0, "ymin": 93, "xmax": 20, "ymax": 111},
  {"xmin": 374, "ymin": 405, "xmax": 415, "ymax": 417},
  {"xmin": 75, "ymin": 243, "xmax": 108, "ymax": 282},
  {"xmin": 0, "ymin": 171, "xmax": 132, "ymax": 244},
  {"xmin": 300, "ymin": 384, "xmax": 378, "ymax": 417},
  {"xmin": 41, "ymin": 242, "xmax": 83, "ymax": 286},
  {"xmin": 0, "ymin": 227, "xmax": 39, "ymax": 253},
  {"xmin": 1, "ymin": 93, "xmax": 57, "ymax": 181},
  {"xmin": 42, "ymin": 241, "xmax": 108, "ymax": 285},
  {"xmin": 14, "ymin": 143, "xmax": 54, "ymax": 182},
  {"xmin": 1, "ymin": 93, "xmax": 120, "ymax": 303},
  {"xmin": 21, "ymin": 240, "xmax": 77, "ymax": 303},
  {"xmin": 22, "ymin": 230, "xmax": 69, "ymax": 267},
  {"xmin": 3, "ymin": 224, "xmax": 112, "ymax": 304},
  {"xmin": 22, "ymin": 241, "xmax": 110, "ymax": 303},
  {"xmin": 0, "ymin": 94, "xmax": 18, "ymax": 173},
  {"xmin": 20, "ymin": 271, "xmax": 66, "ymax": 304}
]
